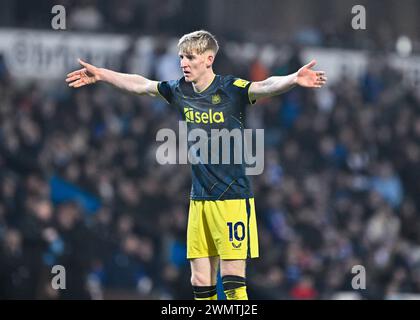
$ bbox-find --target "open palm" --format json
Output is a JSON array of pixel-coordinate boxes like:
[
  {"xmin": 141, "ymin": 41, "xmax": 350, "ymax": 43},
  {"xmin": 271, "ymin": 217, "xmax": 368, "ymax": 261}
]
[
  {"xmin": 296, "ymin": 60, "xmax": 327, "ymax": 88},
  {"xmin": 66, "ymin": 59, "xmax": 100, "ymax": 88}
]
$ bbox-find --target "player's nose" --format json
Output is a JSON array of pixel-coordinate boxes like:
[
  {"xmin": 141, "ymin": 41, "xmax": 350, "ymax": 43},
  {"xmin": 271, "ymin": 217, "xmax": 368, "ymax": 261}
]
[{"xmin": 180, "ymin": 58, "xmax": 189, "ymax": 68}]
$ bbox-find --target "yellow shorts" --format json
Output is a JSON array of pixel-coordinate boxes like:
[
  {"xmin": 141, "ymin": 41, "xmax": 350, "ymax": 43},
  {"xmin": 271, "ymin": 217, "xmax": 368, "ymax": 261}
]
[{"xmin": 187, "ymin": 198, "xmax": 259, "ymax": 260}]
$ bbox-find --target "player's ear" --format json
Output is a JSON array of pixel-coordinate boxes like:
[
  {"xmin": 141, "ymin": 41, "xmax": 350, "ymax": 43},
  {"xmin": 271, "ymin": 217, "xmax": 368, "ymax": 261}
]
[
  {"xmin": 205, "ymin": 51, "xmax": 214, "ymax": 68},
  {"xmin": 206, "ymin": 53, "xmax": 214, "ymax": 68}
]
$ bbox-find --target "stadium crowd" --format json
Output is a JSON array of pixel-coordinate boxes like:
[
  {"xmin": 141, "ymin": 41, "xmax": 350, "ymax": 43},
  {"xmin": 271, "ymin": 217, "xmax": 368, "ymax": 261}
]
[
  {"xmin": 4, "ymin": 0, "xmax": 420, "ymax": 54},
  {"xmin": 1, "ymin": 34, "xmax": 420, "ymax": 300}
]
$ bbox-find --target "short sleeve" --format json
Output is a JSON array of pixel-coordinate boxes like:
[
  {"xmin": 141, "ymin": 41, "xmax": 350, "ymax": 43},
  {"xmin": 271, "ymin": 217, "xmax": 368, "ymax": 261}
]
[
  {"xmin": 157, "ymin": 81, "xmax": 175, "ymax": 104},
  {"xmin": 231, "ymin": 77, "xmax": 256, "ymax": 105}
]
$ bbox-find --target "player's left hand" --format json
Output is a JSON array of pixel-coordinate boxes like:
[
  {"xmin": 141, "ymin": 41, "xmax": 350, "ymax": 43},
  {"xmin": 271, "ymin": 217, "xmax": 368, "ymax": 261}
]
[
  {"xmin": 296, "ymin": 60, "xmax": 327, "ymax": 88},
  {"xmin": 66, "ymin": 59, "xmax": 101, "ymax": 88}
]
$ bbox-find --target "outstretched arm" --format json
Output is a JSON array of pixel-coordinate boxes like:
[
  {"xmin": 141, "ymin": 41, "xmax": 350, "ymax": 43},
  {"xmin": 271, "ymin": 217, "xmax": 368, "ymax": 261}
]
[
  {"xmin": 249, "ymin": 60, "xmax": 327, "ymax": 101},
  {"xmin": 66, "ymin": 59, "xmax": 160, "ymax": 97}
]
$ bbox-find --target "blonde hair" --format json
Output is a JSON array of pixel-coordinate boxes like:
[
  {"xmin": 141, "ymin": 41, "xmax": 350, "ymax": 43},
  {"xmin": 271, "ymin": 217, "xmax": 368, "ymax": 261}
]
[{"xmin": 178, "ymin": 30, "xmax": 219, "ymax": 55}]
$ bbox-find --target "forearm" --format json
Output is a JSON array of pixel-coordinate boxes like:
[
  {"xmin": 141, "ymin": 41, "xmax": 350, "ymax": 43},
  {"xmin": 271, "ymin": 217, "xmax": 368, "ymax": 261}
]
[
  {"xmin": 249, "ymin": 72, "xmax": 298, "ymax": 101},
  {"xmin": 261, "ymin": 73, "xmax": 298, "ymax": 96},
  {"xmin": 98, "ymin": 68, "xmax": 156, "ymax": 96}
]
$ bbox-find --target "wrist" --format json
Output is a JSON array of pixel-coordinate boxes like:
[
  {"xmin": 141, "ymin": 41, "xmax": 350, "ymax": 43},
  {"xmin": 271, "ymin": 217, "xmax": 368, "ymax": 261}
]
[
  {"xmin": 291, "ymin": 72, "xmax": 299, "ymax": 86},
  {"xmin": 96, "ymin": 68, "xmax": 105, "ymax": 82}
]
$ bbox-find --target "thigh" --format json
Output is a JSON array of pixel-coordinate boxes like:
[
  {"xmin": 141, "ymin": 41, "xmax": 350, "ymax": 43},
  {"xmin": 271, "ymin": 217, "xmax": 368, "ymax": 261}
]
[{"xmin": 190, "ymin": 256, "xmax": 220, "ymax": 285}]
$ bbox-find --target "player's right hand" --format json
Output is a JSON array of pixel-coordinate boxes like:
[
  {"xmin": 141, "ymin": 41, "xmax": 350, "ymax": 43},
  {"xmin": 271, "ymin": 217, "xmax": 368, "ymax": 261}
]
[{"xmin": 66, "ymin": 59, "xmax": 101, "ymax": 88}]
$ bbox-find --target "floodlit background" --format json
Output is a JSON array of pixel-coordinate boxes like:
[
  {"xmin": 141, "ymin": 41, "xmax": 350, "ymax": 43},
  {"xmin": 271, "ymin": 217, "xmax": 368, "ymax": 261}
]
[{"xmin": 1, "ymin": 0, "xmax": 420, "ymax": 300}]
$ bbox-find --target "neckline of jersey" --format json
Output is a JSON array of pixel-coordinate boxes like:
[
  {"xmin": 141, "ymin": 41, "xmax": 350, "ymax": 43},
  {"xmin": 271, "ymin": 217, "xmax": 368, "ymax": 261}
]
[{"xmin": 193, "ymin": 74, "xmax": 217, "ymax": 95}]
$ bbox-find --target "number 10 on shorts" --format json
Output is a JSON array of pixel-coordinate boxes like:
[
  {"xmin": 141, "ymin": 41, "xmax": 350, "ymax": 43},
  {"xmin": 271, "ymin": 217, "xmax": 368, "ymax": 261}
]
[{"xmin": 227, "ymin": 222, "xmax": 245, "ymax": 242}]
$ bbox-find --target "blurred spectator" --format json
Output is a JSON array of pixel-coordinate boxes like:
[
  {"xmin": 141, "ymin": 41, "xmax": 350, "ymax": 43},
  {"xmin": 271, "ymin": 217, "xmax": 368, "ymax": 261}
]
[
  {"xmin": 289, "ymin": 275, "xmax": 318, "ymax": 300},
  {"xmin": 68, "ymin": 0, "xmax": 104, "ymax": 31}
]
